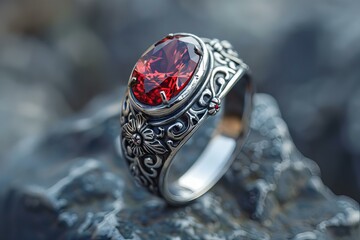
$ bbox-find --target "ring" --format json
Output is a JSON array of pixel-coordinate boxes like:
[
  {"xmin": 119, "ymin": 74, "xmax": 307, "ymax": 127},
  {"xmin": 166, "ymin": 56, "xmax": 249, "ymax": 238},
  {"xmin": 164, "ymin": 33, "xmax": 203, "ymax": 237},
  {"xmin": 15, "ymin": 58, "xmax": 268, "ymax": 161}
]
[{"xmin": 120, "ymin": 33, "xmax": 254, "ymax": 205}]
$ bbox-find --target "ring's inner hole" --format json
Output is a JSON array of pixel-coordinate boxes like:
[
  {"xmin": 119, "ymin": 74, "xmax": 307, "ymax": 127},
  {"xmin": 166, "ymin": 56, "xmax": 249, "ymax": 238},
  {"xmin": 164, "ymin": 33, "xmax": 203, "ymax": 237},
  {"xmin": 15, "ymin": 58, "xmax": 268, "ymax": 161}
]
[{"xmin": 166, "ymin": 113, "xmax": 244, "ymax": 201}]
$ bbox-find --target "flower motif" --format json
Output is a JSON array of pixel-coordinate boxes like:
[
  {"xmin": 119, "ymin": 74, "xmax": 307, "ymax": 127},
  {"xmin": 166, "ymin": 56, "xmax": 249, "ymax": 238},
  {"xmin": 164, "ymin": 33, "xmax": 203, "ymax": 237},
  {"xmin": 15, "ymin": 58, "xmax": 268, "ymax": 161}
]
[
  {"xmin": 208, "ymin": 97, "xmax": 221, "ymax": 115},
  {"xmin": 123, "ymin": 113, "xmax": 167, "ymax": 157}
]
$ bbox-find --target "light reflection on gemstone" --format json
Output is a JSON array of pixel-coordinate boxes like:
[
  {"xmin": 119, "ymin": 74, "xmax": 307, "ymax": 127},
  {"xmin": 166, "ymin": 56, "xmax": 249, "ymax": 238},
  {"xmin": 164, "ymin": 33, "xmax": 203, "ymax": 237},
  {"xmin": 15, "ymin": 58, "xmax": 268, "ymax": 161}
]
[{"xmin": 131, "ymin": 35, "xmax": 201, "ymax": 106}]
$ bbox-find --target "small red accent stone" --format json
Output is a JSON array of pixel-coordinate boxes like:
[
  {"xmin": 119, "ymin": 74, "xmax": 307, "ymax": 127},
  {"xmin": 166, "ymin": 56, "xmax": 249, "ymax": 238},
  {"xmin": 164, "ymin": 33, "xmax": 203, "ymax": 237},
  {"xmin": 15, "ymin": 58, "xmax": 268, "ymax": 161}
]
[
  {"xmin": 131, "ymin": 35, "xmax": 200, "ymax": 106},
  {"xmin": 214, "ymin": 104, "xmax": 220, "ymax": 110}
]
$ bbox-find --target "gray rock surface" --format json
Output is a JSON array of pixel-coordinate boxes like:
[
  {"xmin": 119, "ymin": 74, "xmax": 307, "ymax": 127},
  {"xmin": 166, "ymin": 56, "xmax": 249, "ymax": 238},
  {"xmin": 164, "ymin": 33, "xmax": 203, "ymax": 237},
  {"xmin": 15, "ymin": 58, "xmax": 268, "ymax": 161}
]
[{"xmin": 0, "ymin": 93, "xmax": 358, "ymax": 240}]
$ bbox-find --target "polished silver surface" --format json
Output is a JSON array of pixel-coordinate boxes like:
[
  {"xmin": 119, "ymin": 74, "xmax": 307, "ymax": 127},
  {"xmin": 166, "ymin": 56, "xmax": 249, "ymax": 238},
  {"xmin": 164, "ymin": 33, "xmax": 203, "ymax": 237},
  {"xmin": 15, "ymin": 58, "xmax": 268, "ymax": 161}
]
[{"xmin": 120, "ymin": 33, "xmax": 254, "ymax": 205}]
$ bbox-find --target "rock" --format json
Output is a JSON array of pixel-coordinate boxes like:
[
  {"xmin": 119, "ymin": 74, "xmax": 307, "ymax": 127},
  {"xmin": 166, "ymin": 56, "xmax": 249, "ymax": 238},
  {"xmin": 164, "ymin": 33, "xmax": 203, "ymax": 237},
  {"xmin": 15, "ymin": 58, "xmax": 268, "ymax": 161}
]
[{"xmin": 0, "ymin": 93, "xmax": 358, "ymax": 240}]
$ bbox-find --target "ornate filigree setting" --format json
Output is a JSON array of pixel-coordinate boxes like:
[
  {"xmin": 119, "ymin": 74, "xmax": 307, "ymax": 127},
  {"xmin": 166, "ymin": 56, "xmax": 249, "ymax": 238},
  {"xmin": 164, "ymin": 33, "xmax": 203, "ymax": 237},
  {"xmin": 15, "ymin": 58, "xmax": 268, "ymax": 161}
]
[{"xmin": 120, "ymin": 36, "xmax": 249, "ymax": 194}]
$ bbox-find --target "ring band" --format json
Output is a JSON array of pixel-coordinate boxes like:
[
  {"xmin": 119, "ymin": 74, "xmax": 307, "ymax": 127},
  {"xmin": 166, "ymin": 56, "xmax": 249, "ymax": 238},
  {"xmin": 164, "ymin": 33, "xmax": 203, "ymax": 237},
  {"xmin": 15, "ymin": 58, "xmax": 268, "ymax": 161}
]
[{"xmin": 120, "ymin": 33, "xmax": 254, "ymax": 205}]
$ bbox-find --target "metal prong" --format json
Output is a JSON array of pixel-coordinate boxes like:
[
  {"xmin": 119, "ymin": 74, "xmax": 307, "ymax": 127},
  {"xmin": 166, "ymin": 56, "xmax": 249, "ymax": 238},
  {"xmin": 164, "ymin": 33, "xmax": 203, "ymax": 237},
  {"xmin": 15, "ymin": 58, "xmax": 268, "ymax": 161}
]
[
  {"xmin": 194, "ymin": 46, "xmax": 203, "ymax": 56},
  {"xmin": 160, "ymin": 91, "xmax": 169, "ymax": 105},
  {"xmin": 155, "ymin": 34, "xmax": 175, "ymax": 46},
  {"xmin": 129, "ymin": 77, "xmax": 137, "ymax": 87}
]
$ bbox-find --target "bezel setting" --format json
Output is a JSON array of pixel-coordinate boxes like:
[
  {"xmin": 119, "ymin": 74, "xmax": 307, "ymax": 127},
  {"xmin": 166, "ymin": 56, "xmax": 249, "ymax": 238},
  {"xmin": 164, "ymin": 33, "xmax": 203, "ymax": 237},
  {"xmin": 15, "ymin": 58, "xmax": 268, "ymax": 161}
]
[{"xmin": 128, "ymin": 33, "xmax": 210, "ymax": 118}]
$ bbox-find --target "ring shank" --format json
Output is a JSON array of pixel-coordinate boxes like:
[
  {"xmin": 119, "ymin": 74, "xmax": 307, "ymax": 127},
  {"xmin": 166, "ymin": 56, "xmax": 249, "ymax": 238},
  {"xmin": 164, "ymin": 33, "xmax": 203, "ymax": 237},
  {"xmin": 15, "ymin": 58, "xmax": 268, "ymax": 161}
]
[{"xmin": 161, "ymin": 73, "xmax": 253, "ymax": 204}]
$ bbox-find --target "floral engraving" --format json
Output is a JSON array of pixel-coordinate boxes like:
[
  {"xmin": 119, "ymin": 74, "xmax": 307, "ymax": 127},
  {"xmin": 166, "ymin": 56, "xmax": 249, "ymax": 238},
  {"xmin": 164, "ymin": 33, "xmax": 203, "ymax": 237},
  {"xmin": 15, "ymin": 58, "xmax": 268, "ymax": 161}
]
[
  {"xmin": 208, "ymin": 98, "xmax": 221, "ymax": 115},
  {"xmin": 123, "ymin": 113, "xmax": 167, "ymax": 157}
]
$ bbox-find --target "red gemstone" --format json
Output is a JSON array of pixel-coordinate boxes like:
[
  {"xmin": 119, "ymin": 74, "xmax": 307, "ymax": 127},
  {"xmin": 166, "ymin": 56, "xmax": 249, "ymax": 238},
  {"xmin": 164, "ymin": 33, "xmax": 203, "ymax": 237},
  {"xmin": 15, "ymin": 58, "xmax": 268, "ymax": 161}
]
[{"xmin": 131, "ymin": 35, "xmax": 200, "ymax": 106}]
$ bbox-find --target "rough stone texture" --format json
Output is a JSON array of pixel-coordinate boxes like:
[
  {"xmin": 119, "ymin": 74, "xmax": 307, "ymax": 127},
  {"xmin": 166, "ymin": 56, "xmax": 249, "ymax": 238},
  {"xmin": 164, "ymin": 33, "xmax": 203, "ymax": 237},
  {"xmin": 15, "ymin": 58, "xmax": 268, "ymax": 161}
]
[{"xmin": 0, "ymin": 93, "xmax": 358, "ymax": 240}]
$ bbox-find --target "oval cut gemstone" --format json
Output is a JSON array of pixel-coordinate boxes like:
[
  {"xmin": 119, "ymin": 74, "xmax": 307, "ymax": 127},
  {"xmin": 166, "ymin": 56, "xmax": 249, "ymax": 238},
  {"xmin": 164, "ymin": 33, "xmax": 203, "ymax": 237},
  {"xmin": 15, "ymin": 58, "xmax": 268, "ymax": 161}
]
[{"xmin": 131, "ymin": 35, "xmax": 201, "ymax": 106}]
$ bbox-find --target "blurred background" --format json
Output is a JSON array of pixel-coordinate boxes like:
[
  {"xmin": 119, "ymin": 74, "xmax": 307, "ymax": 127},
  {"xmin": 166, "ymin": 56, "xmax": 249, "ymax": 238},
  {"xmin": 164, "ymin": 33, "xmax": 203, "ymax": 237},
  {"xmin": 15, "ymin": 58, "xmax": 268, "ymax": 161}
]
[{"xmin": 0, "ymin": 0, "xmax": 359, "ymax": 202}]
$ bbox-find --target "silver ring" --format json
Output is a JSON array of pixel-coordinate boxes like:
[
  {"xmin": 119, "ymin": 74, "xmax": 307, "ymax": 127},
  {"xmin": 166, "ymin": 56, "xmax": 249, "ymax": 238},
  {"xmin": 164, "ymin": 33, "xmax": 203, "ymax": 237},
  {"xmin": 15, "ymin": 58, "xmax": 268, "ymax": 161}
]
[{"xmin": 120, "ymin": 33, "xmax": 254, "ymax": 205}]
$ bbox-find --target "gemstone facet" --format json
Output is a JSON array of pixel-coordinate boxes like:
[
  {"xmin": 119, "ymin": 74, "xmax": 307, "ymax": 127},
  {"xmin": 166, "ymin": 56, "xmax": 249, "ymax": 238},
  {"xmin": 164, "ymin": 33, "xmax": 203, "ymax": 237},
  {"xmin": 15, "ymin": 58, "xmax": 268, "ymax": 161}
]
[{"xmin": 131, "ymin": 35, "xmax": 201, "ymax": 106}]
